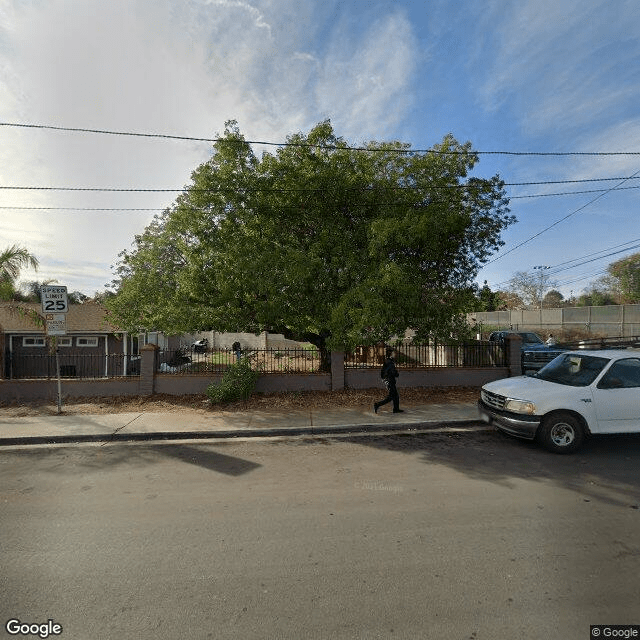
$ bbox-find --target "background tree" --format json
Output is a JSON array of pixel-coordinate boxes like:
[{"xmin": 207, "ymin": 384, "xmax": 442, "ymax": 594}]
[
  {"xmin": 496, "ymin": 290, "xmax": 525, "ymax": 310},
  {"xmin": 91, "ymin": 289, "xmax": 116, "ymax": 304},
  {"xmin": 475, "ymin": 280, "xmax": 501, "ymax": 311},
  {"xmin": 108, "ymin": 120, "xmax": 513, "ymax": 359},
  {"xmin": 576, "ymin": 285, "xmax": 618, "ymax": 307},
  {"xmin": 68, "ymin": 291, "xmax": 90, "ymax": 304},
  {"xmin": 542, "ymin": 289, "xmax": 564, "ymax": 308},
  {"xmin": 606, "ymin": 251, "xmax": 640, "ymax": 303},
  {"xmin": 0, "ymin": 245, "xmax": 39, "ymax": 301},
  {"xmin": 17, "ymin": 279, "xmax": 58, "ymax": 303},
  {"xmin": 506, "ymin": 270, "xmax": 557, "ymax": 309}
]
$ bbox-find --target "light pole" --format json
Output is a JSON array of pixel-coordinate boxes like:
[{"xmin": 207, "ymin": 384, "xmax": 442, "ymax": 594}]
[{"xmin": 533, "ymin": 265, "xmax": 550, "ymax": 309}]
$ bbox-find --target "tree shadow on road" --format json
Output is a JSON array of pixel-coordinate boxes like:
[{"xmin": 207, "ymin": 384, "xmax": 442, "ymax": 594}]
[
  {"xmin": 337, "ymin": 428, "xmax": 640, "ymax": 509},
  {"xmin": 153, "ymin": 444, "xmax": 261, "ymax": 476},
  {"xmin": 0, "ymin": 442, "xmax": 262, "ymax": 477}
]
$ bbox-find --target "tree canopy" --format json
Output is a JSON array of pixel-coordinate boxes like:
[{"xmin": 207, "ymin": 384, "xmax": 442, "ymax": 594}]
[
  {"xmin": 577, "ymin": 253, "xmax": 640, "ymax": 306},
  {"xmin": 506, "ymin": 270, "xmax": 557, "ymax": 309},
  {"xmin": 108, "ymin": 120, "xmax": 513, "ymax": 352},
  {"xmin": 607, "ymin": 251, "xmax": 640, "ymax": 303},
  {"xmin": 542, "ymin": 289, "xmax": 564, "ymax": 308},
  {"xmin": 474, "ymin": 281, "xmax": 502, "ymax": 311}
]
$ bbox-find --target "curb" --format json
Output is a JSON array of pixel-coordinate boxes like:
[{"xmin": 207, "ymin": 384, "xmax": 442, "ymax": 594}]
[{"xmin": 0, "ymin": 419, "xmax": 486, "ymax": 447}]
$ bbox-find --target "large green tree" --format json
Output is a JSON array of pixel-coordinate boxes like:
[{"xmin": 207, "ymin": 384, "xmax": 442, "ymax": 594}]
[{"xmin": 108, "ymin": 120, "xmax": 513, "ymax": 357}]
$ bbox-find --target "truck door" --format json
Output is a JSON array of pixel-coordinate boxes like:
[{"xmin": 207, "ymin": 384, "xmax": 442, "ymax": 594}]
[{"xmin": 592, "ymin": 357, "xmax": 640, "ymax": 433}]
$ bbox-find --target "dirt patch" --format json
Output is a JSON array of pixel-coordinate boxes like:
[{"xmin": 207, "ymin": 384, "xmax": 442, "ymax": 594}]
[{"xmin": 0, "ymin": 386, "xmax": 480, "ymax": 417}]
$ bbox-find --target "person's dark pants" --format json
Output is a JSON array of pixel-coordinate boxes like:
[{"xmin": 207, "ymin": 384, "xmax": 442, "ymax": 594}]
[{"xmin": 376, "ymin": 379, "xmax": 399, "ymax": 412}]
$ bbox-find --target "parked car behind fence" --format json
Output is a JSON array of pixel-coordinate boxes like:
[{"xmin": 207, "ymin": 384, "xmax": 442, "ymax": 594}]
[{"xmin": 488, "ymin": 331, "xmax": 565, "ymax": 372}]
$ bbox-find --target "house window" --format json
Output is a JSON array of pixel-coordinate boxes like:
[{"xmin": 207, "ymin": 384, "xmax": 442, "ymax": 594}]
[
  {"xmin": 57, "ymin": 337, "xmax": 72, "ymax": 347},
  {"xmin": 76, "ymin": 337, "xmax": 99, "ymax": 347},
  {"xmin": 22, "ymin": 337, "xmax": 46, "ymax": 347}
]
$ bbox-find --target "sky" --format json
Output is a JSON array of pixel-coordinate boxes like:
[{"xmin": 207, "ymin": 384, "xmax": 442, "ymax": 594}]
[{"xmin": 1, "ymin": 0, "xmax": 639, "ymax": 303}]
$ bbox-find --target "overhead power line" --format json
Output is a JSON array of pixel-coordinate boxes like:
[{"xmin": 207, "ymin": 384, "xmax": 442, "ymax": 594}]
[
  {"xmin": 0, "ymin": 206, "xmax": 162, "ymax": 211},
  {"xmin": 492, "ymin": 239, "xmax": 640, "ymax": 289},
  {"xmin": 510, "ymin": 185, "xmax": 640, "ymax": 199},
  {"xmin": 548, "ymin": 244, "xmax": 640, "ymax": 276},
  {"xmin": 2, "ymin": 176, "xmax": 640, "ymax": 193},
  {"xmin": 2, "ymin": 121, "xmax": 640, "ymax": 156},
  {"xmin": 483, "ymin": 168, "xmax": 640, "ymax": 265},
  {"xmin": 2, "ymin": 184, "xmax": 640, "ymax": 209}
]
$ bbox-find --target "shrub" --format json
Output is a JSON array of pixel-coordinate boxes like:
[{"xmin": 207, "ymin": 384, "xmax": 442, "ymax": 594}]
[{"xmin": 205, "ymin": 357, "xmax": 261, "ymax": 404}]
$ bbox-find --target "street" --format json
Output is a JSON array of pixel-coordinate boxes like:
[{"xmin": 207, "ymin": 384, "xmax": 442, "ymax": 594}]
[{"xmin": 1, "ymin": 427, "xmax": 639, "ymax": 639}]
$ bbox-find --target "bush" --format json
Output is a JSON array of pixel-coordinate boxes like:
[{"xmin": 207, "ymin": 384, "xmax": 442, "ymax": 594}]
[{"xmin": 205, "ymin": 357, "xmax": 261, "ymax": 404}]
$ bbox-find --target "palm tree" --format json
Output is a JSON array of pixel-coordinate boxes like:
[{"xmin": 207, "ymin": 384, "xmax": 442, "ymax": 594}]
[{"xmin": 0, "ymin": 245, "xmax": 39, "ymax": 300}]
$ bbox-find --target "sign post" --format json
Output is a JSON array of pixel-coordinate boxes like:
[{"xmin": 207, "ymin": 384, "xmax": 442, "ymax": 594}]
[{"xmin": 41, "ymin": 286, "xmax": 68, "ymax": 414}]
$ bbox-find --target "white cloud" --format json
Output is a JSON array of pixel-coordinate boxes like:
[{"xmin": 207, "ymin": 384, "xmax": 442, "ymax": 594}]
[
  {"xmin": 199, "ymin": 0, "xmax": 272, "ymax": 36},
  {"xmin": 567, "ymin": 118, "xmax": 640, "ymax": 182},
  {"xmin": 0, "ymin": 0, "xmax": 419, "ymax": 293},
  {"xmin": 480, "ymin": 0, "xmax": 640, "ymax": 137},
  {"xmin": 316, "ymin": 12, "xmax": 418, "ymax": 140}
]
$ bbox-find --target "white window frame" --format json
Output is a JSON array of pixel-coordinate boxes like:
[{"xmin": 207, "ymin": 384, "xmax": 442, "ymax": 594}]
[
  {"xmin": 22, "ymin": 337, "xmax": 46, "ymax": 347},
  {"xmin": 76, "ymin": 337, "xmax": 99, "ymax": 347},
  {"xmin": 57, "ymin": 337, "xmax": 73, "ymax": 347}
]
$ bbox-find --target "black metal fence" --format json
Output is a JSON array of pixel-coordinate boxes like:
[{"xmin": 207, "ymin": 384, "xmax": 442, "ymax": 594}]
[
  {"xmin": 156, "ymin": 348, "xmax": 322, "ymax": 375},
  {"xmin": 345, "ymin": 342, "xmax": 506, "ymax": 369},
  {"xmin": 5, "ymin": 353, "xmax": 141, "ymax": 380},
  {"xmin": 5, "ymin": 343, "xmax": 505, "ymax": 380}
]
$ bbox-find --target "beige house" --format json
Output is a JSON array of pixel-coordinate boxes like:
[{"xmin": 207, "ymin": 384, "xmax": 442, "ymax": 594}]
[{"xmin": 0, "ymin": 303, "xmax": 138, "ymax": 379}]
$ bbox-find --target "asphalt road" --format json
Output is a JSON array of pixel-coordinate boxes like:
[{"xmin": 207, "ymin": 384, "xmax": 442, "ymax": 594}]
[{"xmin": 1, "ymin": 427, "xmax": 639, "ymax": 640}]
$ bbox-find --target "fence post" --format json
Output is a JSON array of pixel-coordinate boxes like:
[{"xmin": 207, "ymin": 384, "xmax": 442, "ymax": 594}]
[
  {"xmin": 140, "ymin": 343, "xmax": 157, "ymax": 395},
  {"xmin": 331, "ymin": 351, "xmax": 344, "ymax": 390},
  {"xmin": 505, "ymin": 334, "xmax": 522, "ymax": 377}
]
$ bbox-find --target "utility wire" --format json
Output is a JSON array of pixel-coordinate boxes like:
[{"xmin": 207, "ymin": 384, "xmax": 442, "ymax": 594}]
[
  {"xmin": 0, "ymin": 206, "xmax": 163, "ymax": 211},
  {"xmin": 2, "ymin": 121, "xmax": 640, "ymax": 156},
  {"xmin": 547, "ymin": 244, "xmax": 640, "ymax": 276},
  {"xmin": 483, "ymin": 168, "xmax": 640, "ymax": 266},
  {"xmin": 2, "ymin": 177, "xmax": 640, "ymax": 193},
  {"xmin": 491, "ymin": 238, "xmax": 640, "ymax": 289},
  {"xmin": 2, "ymin": 185, "xmax": 640, "ymax": 209},
  {"xmin": 510, "ymin": 185, "xmax": 640, "ymax": 199}
]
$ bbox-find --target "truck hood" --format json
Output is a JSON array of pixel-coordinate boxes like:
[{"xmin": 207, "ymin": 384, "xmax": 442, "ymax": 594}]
[{"xmin": 482, "ymin": 375, "xmax": 564, "ymax": 400}]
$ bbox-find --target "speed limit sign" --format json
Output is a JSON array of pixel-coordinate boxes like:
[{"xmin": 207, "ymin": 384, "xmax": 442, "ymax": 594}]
[{"xmin": 41, "ymin": 286, "xmax": 69, "ymax": 314}]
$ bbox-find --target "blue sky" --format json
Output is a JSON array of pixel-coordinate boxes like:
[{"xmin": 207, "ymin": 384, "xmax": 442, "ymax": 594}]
[{"xmin": 0, "ymin": 0, "xmax": 639, "ymax": 301}]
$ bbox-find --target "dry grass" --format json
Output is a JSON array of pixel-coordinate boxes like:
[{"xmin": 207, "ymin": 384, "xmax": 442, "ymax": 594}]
[{"xmin": 0, "ymin": 386, "xmax": 480, "ymax": 417}]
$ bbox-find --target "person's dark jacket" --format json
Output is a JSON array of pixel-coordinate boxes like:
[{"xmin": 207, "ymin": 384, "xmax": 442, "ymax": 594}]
[{"xmin": 380, "ymin": 358, "xmax": 399, "ymax": 382}]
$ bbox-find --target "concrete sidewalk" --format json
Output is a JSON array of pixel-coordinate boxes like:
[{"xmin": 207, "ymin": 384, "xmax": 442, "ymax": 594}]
[{"xmin": 0, "ymin": 403, "xmax": 485, "ymax": 446}]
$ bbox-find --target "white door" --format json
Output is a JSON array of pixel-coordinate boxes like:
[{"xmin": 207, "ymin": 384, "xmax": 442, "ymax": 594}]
[{"xmin": 592, "ymin": 358, "xmax": 640, "ymax": 433}]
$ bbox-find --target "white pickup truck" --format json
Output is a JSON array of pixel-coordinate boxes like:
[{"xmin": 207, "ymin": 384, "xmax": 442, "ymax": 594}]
[{"xmin": 478, "ymin": 349, "xmax": 640, "ymax": 453}]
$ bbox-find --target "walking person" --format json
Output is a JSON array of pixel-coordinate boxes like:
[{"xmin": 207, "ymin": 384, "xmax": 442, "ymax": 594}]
[{"xmin": 374, "ymin": 348, "xmax": 404, "ymax": 414}]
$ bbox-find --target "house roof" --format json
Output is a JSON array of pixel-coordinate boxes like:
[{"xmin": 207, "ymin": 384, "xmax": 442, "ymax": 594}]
[{"xmin": 0, "ymin": 302, "xmax": 120, "ymax": 334}]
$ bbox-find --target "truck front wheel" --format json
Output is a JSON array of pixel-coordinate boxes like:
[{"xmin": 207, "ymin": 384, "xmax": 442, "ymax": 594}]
[{"xmin": 537, "ymin": 412, "xmax": 586, "ymax": 454}]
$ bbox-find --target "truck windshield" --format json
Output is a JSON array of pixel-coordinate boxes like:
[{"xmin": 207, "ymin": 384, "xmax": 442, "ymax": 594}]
[
  {"xmin": 518, "ymin": 333, "xmax": 543, "ymax": 344},
  {"xmin": 535, "ymin": 354, "xmax": 610, "ymax": 387}
]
